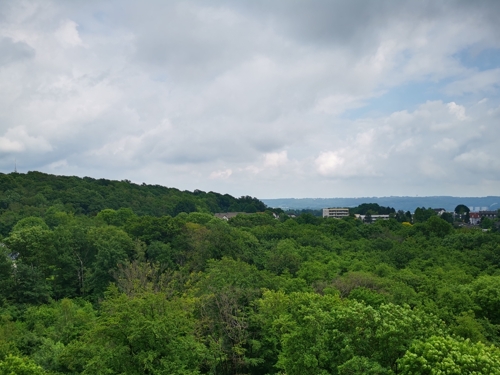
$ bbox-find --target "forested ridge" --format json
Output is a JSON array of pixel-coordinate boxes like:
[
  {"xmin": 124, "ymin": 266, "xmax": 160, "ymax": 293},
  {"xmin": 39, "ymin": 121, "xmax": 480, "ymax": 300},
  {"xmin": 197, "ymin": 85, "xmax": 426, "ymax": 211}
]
[
  {"xmin": 1, "ymin": 172, "xmax": 500, "ymax": 374},
  {"xmin": 0, "ymin": 171, "xmax": 265, "ymax": 235}
]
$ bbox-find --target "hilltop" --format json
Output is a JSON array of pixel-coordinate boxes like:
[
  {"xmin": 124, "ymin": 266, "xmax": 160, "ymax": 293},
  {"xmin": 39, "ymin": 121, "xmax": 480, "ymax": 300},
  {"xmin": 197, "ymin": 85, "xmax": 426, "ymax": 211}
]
[{"xmin": 0, "ymin": 171, "xmax": 265, "ymax": 235}]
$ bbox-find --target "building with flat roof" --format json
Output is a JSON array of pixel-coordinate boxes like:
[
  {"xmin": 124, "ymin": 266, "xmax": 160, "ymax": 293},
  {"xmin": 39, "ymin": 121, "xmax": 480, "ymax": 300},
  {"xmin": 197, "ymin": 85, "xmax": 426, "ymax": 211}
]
[
  {"xmin": 354, "ymin": 214, "xmax": 390, "ymax": 222},
  {"xmin": 479, "ymin": 211, "xmax": 498, "ymax": 219},
  {"xmin": 322, "ymin": 207, "xmax": 349, "ymax": 219}
]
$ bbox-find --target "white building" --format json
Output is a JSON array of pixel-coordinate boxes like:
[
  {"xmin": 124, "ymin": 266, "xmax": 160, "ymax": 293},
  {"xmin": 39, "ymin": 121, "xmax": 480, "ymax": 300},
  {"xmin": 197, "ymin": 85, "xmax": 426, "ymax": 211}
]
[
  {"xmin": 354, "ymin": 214, "xmax": 390, "ymax": 222},
  {"xmin": 322, "ymin": 207, "xmax": 349, "ymax": 218}
]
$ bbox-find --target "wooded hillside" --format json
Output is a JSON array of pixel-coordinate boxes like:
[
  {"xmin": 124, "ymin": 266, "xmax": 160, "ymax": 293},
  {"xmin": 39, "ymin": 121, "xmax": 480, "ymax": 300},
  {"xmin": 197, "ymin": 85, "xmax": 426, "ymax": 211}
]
[{"xmin": 0, "ymin": 171, "xmax": 265, "ymax": 235}]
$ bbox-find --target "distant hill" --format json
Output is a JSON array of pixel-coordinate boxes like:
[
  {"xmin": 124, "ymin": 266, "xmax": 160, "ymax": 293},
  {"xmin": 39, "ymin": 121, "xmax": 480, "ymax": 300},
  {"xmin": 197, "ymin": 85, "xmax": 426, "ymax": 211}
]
[
  {"xmin": 262, "ymin": 196, "xmax": 500, "ymax": 212},
  {"xmin": 0, "ymin": 171, "xmax": 266, "ymax": 235}
]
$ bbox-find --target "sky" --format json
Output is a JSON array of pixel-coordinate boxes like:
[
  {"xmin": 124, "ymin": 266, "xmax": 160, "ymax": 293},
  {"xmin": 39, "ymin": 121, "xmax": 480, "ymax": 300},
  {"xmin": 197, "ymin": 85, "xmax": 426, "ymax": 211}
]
[{"xmin": 1, "ymin": 0, "xmax": 500, "ymax": 199}]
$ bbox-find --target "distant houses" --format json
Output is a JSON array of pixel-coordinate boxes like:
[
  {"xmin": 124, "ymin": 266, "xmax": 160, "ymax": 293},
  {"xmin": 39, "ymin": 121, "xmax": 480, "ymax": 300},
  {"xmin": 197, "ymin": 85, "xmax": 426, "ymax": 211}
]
[
  {"xmin": 354, "ymin": 214, "xmax": 390, "ymax": 222},
  {"xmin": 433, "ymin": 208, "xmax": 446, "ymax": 216},
  {"xmin": 470, "ymin": 212, "xmax": 481, "ymax": 225},
  {"xmin": 320, "ymin": 205, "xmax": 498, "ymax": 227},
  {"xmin": 463, "ymin": 210, "xmax": 497, "ymax": 226},
  {"xmin": 479, "ymin": 210, "xmax": 497, "ymax": 219},
  {"xmin": 214, "ymin": 212, "xmax": 248, "ymax": 220},
  {"xmin": 214, "ymin": 211, "xmax": 281, "ymax": 221}
]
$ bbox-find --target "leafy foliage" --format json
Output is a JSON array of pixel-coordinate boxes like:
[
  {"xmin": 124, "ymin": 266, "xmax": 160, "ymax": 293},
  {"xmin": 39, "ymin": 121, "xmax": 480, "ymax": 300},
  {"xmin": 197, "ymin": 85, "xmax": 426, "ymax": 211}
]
[{"xmin": 0, "ymin": 172, "xmax": 499, "ymax": 374}]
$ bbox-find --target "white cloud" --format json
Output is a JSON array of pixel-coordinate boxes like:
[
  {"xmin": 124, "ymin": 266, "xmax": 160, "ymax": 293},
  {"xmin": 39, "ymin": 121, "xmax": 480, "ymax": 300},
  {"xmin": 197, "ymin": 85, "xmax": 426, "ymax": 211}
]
[
  {"xmin": 315, "ymin": 130, "xmax": 378, "ymax": 178},
  {"xmin": 315, "ymin": 151, "xmax": 345, "ymax": 176},
  {"xmin": 264, "ymin": 151, "xmax": 288, "ymax": 168},
  {"xmin": 0, "ymin": 127, "xmax": 52, "ymax": 153},
  {"xmin": 209, "ymin": 169, "xmax": 232, "ymax": 180},
  {"xmin": 314, "ymin": 94, "xmax": 366, "ymax": 115},
  {"xmin": 447, "ymin": 102, "xmax": 468, "ymax": 120},
  {"xmin": 55, "ymin": 19, "xmax": 82, "ymax": 47},
  {"xmin": 0, "ymin": 137, "xmax": 23, "ymax": 152}
]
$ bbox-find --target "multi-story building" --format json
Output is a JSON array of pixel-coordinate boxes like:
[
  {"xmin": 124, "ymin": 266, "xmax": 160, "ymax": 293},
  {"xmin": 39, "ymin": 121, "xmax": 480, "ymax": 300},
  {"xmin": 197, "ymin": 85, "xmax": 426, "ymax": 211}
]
[
  {"xmin": 322, "ymin": 207, "xmax": 349, "ymax": 219},
  {"xmin": 479, "ymin": 211, "xmax": 498, "ymax": 219},
  {"xmin": 354, "ymin": 214, "xmax": 390, "ymax": 222}
]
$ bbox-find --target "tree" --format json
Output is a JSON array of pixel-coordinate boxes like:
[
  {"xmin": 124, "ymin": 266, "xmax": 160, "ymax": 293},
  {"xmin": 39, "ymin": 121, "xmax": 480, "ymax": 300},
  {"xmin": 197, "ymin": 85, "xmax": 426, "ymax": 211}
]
[
  {"xmin": 50, "ymin": 221, "xmax": 95, "ymax": 298},
  {"xmin": 423, "ymin": 216, "xmax": 453, "ymax": 238},
  {"xmin": 350, "ymin": 203, "xmax": 395, "ymax": 215},
  {"xmin": 4, "ymin": 223, "xmax": 55, "ymax": 303},
  {"xmin": 0, "ymin": 355, "xmax": 47, "ymax": 375},
  {"xmin": 257, "ymin": 291, "xmax": 444, "ymax": 375},
  {"xmin": 61, "ymin": 287, "xmax": 206, "ymax": 375},
  {"xmin": 440, "ymin": 211, "xmax": 454, "ymax": 224},
  {"xmin": 266, "ymin": 239, "xmax": 302, "ymax": 275},
  {"xmin": 481, "ymin": 217, "xmax": 494, "ymax": 229},
  {"xmin": 87, "ymin": 226, "xmax": 135, "ymax": 297},
  {"xmin": 469, "ymin": 275, "xmax": 500, "ymax": 325},
  {"xmin": 96, "ymin": 208, "xmax": 131, "ymax": 226},
  {"xmin": 173, "ymin": 200, "xmax": 197, "ymax": 216},
  {"xmin": 5, "ymin": 224, "xmax": 53, "ymax": 272},
  {"xmin": 0, "ymin": 247, "xmax": 14, "ymax": 304},
  {"xmin": 398, "ymin": 336, "xmax": 500, "ymax": 374},
  {"xmin": 413, "ymin": 207, "xmax": 436, "ymax": 223},
  {"xmin": 338, "ymin": 356, "xmax": 391, "ymax": 375},
  {"xmin": 395, "ymin": 210, "xmax": 408, "ymax": 223},
  {"xmin": 454, "ymin": 204, "xmax": 470, "ymax": 223}
]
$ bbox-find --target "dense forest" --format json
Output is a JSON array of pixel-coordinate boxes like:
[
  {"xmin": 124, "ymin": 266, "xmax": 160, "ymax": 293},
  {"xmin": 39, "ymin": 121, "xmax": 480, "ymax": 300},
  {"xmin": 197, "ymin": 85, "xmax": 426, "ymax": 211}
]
[
  {"xmin": 0, "ymin": 171, "xmax": 265, "ymax": 236},
  {"xmin": 1, "ymin": 172, "xmax": 500, "ymax": 374}
]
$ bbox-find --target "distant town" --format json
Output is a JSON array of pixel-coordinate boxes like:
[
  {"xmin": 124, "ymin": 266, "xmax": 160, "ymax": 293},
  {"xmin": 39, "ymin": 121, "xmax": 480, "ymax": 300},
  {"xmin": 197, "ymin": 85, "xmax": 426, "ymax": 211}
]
[
  {"xmin": 215, "ymin": 203, "xmax": 500, "ymax": 230},
  {"xmin": 262, "ymin": 196, "xmax": 500, "ymax": 213},
  {"xmin": 321, "ymin": 205, "xmax": 499, "ymax": 228}
]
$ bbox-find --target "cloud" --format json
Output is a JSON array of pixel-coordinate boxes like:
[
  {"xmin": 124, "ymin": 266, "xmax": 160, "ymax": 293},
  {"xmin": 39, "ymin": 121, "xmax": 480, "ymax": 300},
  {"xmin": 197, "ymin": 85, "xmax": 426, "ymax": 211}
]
[
  {"xmin": 419, "ymin": 157, "xmax": 447, "ymax": 178},
  {"xmin": 0, "ymin": 127, "xmax": 52, "ymax": 154},
  {"xmin": 454, "ymin": 151, "xmax": 500, "ymax": 173},
  {"xmin": 264, "ymin": 151, "xmax": 288, "ymax": 168},
  {"xmin": 0, "ymin": 0, "xmax": 499, "ymax": 198},
  {"xmin": 444, "ymin": 68, "xmax": 500, "ymax": 96},
  {"xmin": 315, "ymin": 151, "xmax": 345, "ymax": 176},
  {"xmin": 54, "ymin": 19, "xmax": 82, "ymax": 47},
  {"xmin": 315, "ymin": 130, "xmax": 379, "ymax": 178},
  {"xmin": 433, "ymin": 138, "xmax": 458, "ymax": 151},
  {"xmin": 209, "ymin": 169, "xmax": 232, "ymax": 180},
  {"xmin": 447, "ymin": 102, "xmax": 468, "ymax": 120},
  {"xmin": 314, "ymin": 94, "xmax": 367, "ymax": 115},
  {"xmin": 311, "ymin": 99, "xmax": 499, "ymax": 191},
  {"xmin": 0, "ymin": 37, "xmax": 35, "ymax": 66}
]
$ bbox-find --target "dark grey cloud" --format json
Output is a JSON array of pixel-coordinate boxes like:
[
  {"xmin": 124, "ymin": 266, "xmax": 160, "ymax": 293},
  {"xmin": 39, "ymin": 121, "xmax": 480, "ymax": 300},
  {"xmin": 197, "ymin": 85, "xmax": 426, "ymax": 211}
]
[{"xmin": 0, "ymin": 38, "xmax": 34, "ymax": 66}]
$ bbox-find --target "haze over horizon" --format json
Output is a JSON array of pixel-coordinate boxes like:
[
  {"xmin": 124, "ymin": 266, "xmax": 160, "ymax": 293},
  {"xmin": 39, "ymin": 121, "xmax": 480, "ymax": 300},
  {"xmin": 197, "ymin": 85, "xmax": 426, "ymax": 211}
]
[{"xmin": 1, "ymin": 1, "xmax": 500, "ymax": 199}]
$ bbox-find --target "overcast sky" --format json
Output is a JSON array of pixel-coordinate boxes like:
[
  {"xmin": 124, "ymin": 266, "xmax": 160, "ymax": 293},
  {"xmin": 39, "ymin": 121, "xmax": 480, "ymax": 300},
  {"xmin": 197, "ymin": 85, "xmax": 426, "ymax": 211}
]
[{"xmin": 1, "ymin": 1, "xmax": 500, "ymax": 198}]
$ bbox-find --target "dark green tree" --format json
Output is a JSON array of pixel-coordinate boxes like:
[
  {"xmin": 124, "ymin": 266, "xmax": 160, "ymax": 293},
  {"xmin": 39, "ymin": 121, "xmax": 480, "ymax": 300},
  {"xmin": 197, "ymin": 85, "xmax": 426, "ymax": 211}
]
[
  {"xmin": 454, "ymin": 204, "xmax": 470, "ymax": 223},
  {"xmin": 413, "ymin": 207, "xmax": 436, "ymax": 223}
]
